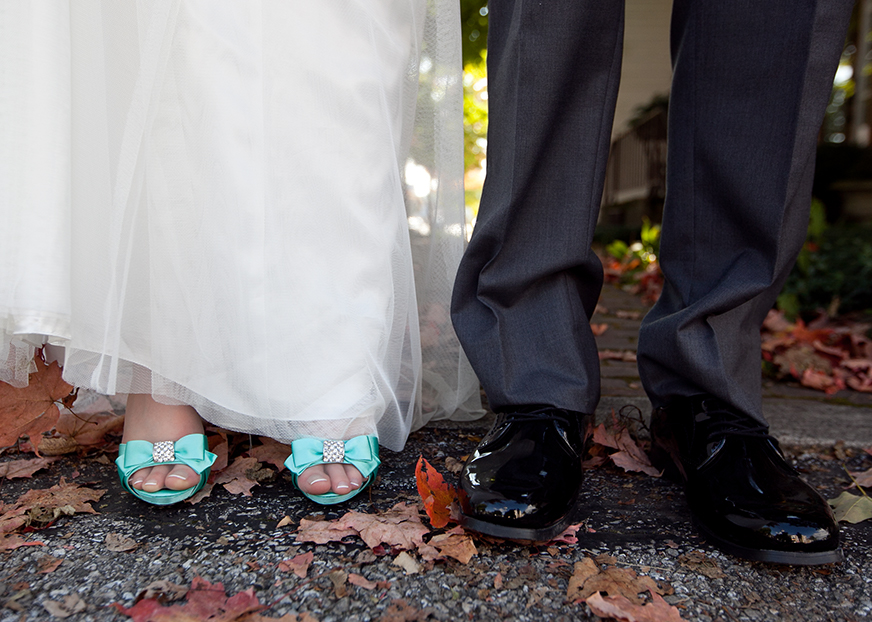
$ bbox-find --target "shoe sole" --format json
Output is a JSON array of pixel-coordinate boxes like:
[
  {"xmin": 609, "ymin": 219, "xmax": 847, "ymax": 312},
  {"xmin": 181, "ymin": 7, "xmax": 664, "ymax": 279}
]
[
  {"xmin": 694, "ymin": 519, "xmax": 844, "ymax": 566},
  {"xmin": 458, "ymin": 511, "xmax": 576, "ymax": 542}
]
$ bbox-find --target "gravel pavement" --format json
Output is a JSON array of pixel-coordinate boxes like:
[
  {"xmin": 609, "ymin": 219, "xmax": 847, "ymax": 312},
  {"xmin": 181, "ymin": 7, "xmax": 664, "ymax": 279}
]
[{"xmin": 2, "ymin": 285, "xmax": 871, "ymax": 622}]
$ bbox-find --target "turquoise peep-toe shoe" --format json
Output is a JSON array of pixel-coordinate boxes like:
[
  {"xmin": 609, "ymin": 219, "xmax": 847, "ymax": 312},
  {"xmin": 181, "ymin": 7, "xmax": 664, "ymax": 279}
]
[
  {"xmin": 284, "ymin": 436, "xmax": 380, "ymax": 505},
  {"xmin": 115, "ymin": 434, "xmax": 217, "ymax": 505}
]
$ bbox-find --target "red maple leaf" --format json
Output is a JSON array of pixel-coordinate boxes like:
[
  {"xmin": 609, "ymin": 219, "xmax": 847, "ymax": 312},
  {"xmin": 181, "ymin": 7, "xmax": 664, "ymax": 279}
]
[
  {"xmin": 113, "ymin": 576, "xmax": 263, "ymax": 622},
  {"xmin": 415, "ymin": 456, "xmax": 457, "ymax": 529}
]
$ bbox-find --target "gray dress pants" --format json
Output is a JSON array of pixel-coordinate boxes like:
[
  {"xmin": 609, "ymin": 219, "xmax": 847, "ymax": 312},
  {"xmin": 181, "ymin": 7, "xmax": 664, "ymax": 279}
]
[{"xmin": 451, "ymin": 0, "xmax": 853, "ymax": 423}]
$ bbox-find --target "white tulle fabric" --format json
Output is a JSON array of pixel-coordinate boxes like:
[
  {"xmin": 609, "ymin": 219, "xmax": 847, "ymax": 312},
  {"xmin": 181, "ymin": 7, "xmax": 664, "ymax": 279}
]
[{"xmin": 0, "ymin": 0, "xmax": 481, "ymax": 451}]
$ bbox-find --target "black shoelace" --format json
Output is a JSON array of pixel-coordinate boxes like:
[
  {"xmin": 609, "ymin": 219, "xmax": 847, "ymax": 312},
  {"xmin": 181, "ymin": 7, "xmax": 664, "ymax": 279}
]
[
  {"xmin": 700, "ymin": 402, "xmax": 774, "ymax": 445},
  {"xmin": 500, "ymin": 407, "xmax": 578, "ymax": 428}
]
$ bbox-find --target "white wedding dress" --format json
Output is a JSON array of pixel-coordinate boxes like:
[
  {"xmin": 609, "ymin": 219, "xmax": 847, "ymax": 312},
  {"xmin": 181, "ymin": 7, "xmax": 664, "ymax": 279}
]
[{"xmin": 0, "ymin": 0, "xmax": 481, "ymax": 451}]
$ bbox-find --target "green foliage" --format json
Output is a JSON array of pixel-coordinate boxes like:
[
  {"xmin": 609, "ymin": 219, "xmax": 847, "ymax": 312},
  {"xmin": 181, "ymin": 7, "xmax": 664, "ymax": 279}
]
[
  {"xmin": 605, "ymin": 218, "xmax": 661, "ymax": 277},
  {"xmin": 462, "ymin": 53, "xmax": 488, "ymax": 172},
  {"xmin": 777, "ymin": 201, "xmax": 872, "ymax": 319},
  {"xmin": 459, "ymin": 1, "xmax": 489, "ymax": 66}
]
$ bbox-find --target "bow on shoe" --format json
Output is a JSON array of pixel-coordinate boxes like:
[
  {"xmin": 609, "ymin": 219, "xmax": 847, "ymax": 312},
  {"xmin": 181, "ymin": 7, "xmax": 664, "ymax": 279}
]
[
  {"xmin": 118, "ymin": 434, "xmax": 217, "ymax": 475},
  {"xmin": 287, "ymin": 436, "xmax": 380, "ymax": 480}
]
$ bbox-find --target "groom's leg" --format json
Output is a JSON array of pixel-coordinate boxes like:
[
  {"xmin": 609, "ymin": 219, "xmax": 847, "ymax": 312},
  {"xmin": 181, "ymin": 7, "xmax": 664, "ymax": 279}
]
[
  {"xmin": 639, "ymin": 0, "xmax": 853, "ymax": 564},
  {"xmin": 451, "ymin": 0, "xmax": 624, "ymax": 415},
  {"xmin": 638, "ymin": 0, "xmax": 853, "ymax": 418},
  {"xmin": 450, "ymin": 0, "xmax": 624, "ymax": 540}
]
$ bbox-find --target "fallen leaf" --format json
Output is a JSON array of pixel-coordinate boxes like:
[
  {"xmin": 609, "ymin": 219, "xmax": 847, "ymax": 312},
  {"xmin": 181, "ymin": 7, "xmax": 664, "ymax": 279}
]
[
  {"xmin": 214, "ymin": 456, "xmax": 262, "ymax": 496},
  {"xmin": 348, "ymin": 573, "xmax": 378, "ymax": 590},
  {"xmin": 113, "ymin": 576, "xmax": 263, "ymax": 622},
  {"xmin": 41, "ymin": 593, "xmax": 86, "ymax": 619},
  {"xmin": 443, "ymin": 456, "xmax": 464, "ymax": 474},
  {"xmin": 415, "ymin": 456, "xmax": 457, "ymax": 528},
  {"xmin": 0, "ymin": 533, "xmax": 44, "ymax": 550},
  {"xmin": 591, "ymin": 323, "xmax": 609, "ymax": 336},
  {"xmin": 567, "ymin": 556, "xmax": 671, "ymax": 604},
  {"xmin": 849, "ymin": 466, "xmax": 872, "ymax": 489},
  {"xmin": 427, "ymin": 528, "xmax": 477, "ymax": 564},
  {"xmin": 0, "ymin": 356, "xmax": 73, "ymax": 454},
  {"xmin": 829, "ymin": 491, "xmax": 872, "ymax": 523},
  {"xmin": 38, "ymin": 555, "xmax": 63, "ymax": 573},
  {"xmin": 334, "ymin": 503, "xmax": 429, "ymax": 551},
  {"xmin": 105, "ymin": 532, "xmax": 138, "ymax": 552},
  {"xmin": 610, "ymin": 450, "xmax": 662, "ymax": 478},
  {"xmin": 599, "ymin": 350, "xmax": 638, "ymax": 362},
  {"xmin": 185, "ymin": 481, "xmax": 215, "ymax": 505},
  {"xmin": 494, "ymin": 573, "xmax": 503, "ymax": 589},
  {"xmin": 0, "ymin": 456, "xmax": 59, "ymax": 479},
  {"xmin": 53, "ymin": 409, "xmax": 123, "ymax": 447},
  {"xmin": 278, "ymin": 552, "xmax": 314, "ymax": 579},
  {"xmin": 1, "ymin": 478, "xmax": 105, "ymax": 532},
  {"xmin": 380, "ymin": 599, "xmax": 434, "ymax": 622},
  {"xmin": 249, "ymin": 437, "xmax": 292, "ymax": 472},
  {"xmin": 586, "ymin": 589, "xmax": 685, "ymax": 622},
  {"xmin": 327, "ymin": 570, "xmax": 348, "ymax": 598},
  {"xmin": 392, "ymin": 551, "xmax": 421, "ymax": 575},
  {"xmin": 135, "ymin": 580, "xmax": 188, "ymax": 604},
  {"xmin": 677, "ymin": 551, "xmax": 726, "ymax": 579}
]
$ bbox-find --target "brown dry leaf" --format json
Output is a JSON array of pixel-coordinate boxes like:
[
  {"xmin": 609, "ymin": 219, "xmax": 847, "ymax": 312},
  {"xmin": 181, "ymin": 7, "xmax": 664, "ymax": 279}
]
[
  {"xmin": 327, "ymin": 570, "xmax": 348, "ymax": 598},
  {"xmin": 0, "ymin": 533, "xmax": 44, "ymax": 551},
  {"xmin": 276, "ymin": 516, "xmax": 293, "ymax": 529},
  {"xmin": 278, "ymin": 552, "xmax": 314, "ymax": 579},
  {"xmin": 240, "ymin": 613, "xmax": 319, "ymax": 622},
  {"xmin": 567, "ymin": 558, "xmax": 600, "ymax": 601},
  {"xmin": 591, "ymin": 323, "xmax": 609, "ymax": 336},
  {"xmin": 334, "ymin": 502, "xmax": 429, "ymax": 551},
  {"xmin": 829, "ymin": 491, "xmax": 872, "ymax": 523},
  {"xmin": 53, "ymin": 409, "xmax": 123, "ymax": 447},
  {"xmin": 185, "ymin": 481, "xmax": 215, "ymax": 505},
  {"xmin": 209, "ymin": 439, "xmax": 230, "ymax": 473},
  {"xmin": 348, "ymin": 573, "xmax": 379, "ymax": 590},
  {"xmin": 296, "ymin": 518, "xmax": 357, "ymax": 545},
  {"xmin": 113, "ymin": 576, "xmax": 263, "ymax": 621},
  {"xmin": 214, "ymin": 456, "xmax": 262, "ymax": 496},
  {"xmin": 443, "ymin": 456, "xmax": 464, "ymax": 474},
  {"xmin": 850, "ymin": 466, "xmax": 872, "ymax": 489},
  {"xmin": 136, "ymin": 579, "xmax": 189, "ymax": 604},
  {"xmin": 494, "ymin": 573, "xmax": 504, "ymax": 589},
  {"xmin": 0, "ymin": 456, "xmax": 59, "ymax": 479},
  {"xmin": 0, "ymin": 357, "xmax": 72, "ymax": 454},
  {"xmin": 42, "ymin": 593, "xmax": 87, "ymax": 619},
  {"xmin": 677, "ymin": 551, "xmax": 726, "ymax": 579},
  {"xmin": 610, "ymin": 450, "xmax": 662, "ymax": 478},
  {"xmin": 567, "ymin": 556, "xmax": 670, "ymax": 604},
  {"xmin": 3, "ymin": 478, "xmax": 105, "ymax": 532},
  {"xmin": 599, "ymin": 349, "xmax": 638, "ymax": 362},
  {"xmin": 380, "ymin": 599, "xmax": 434, "ymax": 622},
  {"xmin": 586, "ymin": 589, "xmax": 685, "ymax": 622},
  {"xmin": 392, "ymin": 551, "xmax": 421, "ymax": 575},
  {"xmin": 427, "ymin": 528, "xmax": 477, "ymax": 564},
  {"xmin": 249, "ymin": 437, "xmax": 292, "ymax": 472},
  {"xmin": 105, "ymin": 532, "xmax": 138, "ymax": 552},
  {"xmin": 37, "ymin": 555, "xmax": 63, "ymax": 574}
]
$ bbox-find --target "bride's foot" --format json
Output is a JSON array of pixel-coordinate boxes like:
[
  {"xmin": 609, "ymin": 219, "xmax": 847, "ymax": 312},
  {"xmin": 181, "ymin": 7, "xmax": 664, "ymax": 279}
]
[
  {"xmin": 296, "ymin": 463, "xmax": 365, "ymax": 497},
  {"xmin": 122, "ymin": 394, "xmax": 204, "ymax": 493}
]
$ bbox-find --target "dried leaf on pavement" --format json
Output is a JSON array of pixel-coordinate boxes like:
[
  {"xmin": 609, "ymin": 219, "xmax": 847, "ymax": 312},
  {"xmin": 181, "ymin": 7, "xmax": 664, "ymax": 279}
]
[
  {"xmin": 42, "ymin": 593, "xmax": 87, "ymax": 619},
  {"xmin": 415, "ymin": 456, "xmax": 457, "ymax": 528},
  {"xmin": 113, "ymin": 576, "xmax": 264, "ymax": 622},
  {"xmin": 278, "ymin": 551, "xmax": 314, "ymax": 579},
  {"xmin": 335, "ymin": 503, "xmax": 429, "ymax": 551},
  {"xmin": 829, "ymin": 491, "xmax": 872, "ymax": 523},
  {"xmin": 105, "ymin": 532, "xmax": 139, "ymax": 552},
  {"xmin": 567, "ymin": 556, "xmax": 672, "ymax": 604},
  {"xmin": 0, "ymin": 478, "xmax": 105, "ymax": 532},
  {"xmin": 53, "ymin": 409, "xmax": 123, "ymax": 447},
  {"xmin": 0, "ymin": 456, "xmax": 59, "ymax": 479},
  {"xmin": 850, "ymin": 466, "xmax": 872, "ymax": 489},
  {"xmin": 0, "ymin": 533, "xmax": 44, "ymax": 551},
  {"xmin": 0, "ymin": 356, "xmax": 73, "ymax": 454},
  {"xmin": 327, "ymin": 570, "xmax": 348, "ymax": 598},
  {"xmin": 135, "ymin": 580, "xmax": 189, "ymax": 604},
  {"xmin": 214, "ymin": 456, "xmax": 263, "ymax": 496},
  {"xmin": 37, "ymin": 555, "xmax": 63, "ymax": 573},
  {"xmin": 586, "ymin": 589, "xmax": 685, "ymax": 622},
  {"xmin": 425, "ymin": 527, "xmax": 477, "ymax": 564},
  {"xmin": 249, "ymin": 437, "xmax": 292, "ymax": 471},
  {"xmin": 392, "ymin": 551, "xmax": 421, "ymax": 575},
  {"xmin": 348, "ymin": 573, "xmax": 379, "ymax": 590},
  {"xmin": 677, "ymin": 551, "xmax": 726, "ymax": 579}
]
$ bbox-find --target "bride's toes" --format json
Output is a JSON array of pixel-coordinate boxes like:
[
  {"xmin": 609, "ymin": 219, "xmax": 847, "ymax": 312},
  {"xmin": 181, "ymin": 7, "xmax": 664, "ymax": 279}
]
[
  {"xmin": 325, "ymin": 463, "xmax": 351, "ymax": 495},
  {"xmin": 130, "ymin": 467, "xmax": 150, "ymax": 490},
  {"xmin": 299, "ymin": 465, "xmax": 332, "ymax": 496},
  {"xmin": 346, "ymin": 465, "xmax": 364, "ymax": 491},
  {"xmin": 164, "ymin": 465, "xmax": 199, "ymax": 491},
  {"xmin": 141, "ymin": 465, "xmax": 171, "ymax": 493}
]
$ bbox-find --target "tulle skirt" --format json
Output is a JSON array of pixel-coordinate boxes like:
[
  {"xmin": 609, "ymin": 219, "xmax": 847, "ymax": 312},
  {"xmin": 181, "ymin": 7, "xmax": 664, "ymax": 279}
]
[{"xmin": 0, "ymin": 0, "xmax": 481, "ymax": 451}]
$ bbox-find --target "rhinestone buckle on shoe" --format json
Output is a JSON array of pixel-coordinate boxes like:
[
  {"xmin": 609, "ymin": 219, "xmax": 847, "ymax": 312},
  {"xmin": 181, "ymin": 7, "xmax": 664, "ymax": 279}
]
[
  {"xmin": 152, "ymin": 441, "xmax": 175, "ymax": 463},
  {"xmin": 322, "ymin": 440, "xmax": 345, "ymax": 464}
]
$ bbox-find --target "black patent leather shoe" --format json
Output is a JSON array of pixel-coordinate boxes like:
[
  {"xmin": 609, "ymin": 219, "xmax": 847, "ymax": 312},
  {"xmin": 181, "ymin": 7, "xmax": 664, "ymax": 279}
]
[
  {"xmin": 458, "ymin": 407, "xmax": 588, "ymax": 541},
  {"xmin": 651, "ymin": 395, "xmax": 842, "ymax": 565}
]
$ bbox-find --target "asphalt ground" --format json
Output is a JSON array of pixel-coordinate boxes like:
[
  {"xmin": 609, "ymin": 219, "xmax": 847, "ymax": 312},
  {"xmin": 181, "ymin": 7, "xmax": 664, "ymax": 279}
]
[{"xmin": 1, "ymin": 284, "xmax": 871, "ymax": 621}]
